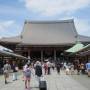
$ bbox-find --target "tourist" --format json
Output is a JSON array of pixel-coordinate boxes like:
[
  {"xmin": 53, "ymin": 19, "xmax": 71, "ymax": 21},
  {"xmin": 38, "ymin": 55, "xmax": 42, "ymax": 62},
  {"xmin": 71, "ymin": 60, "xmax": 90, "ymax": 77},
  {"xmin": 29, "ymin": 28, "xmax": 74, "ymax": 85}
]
[
  {"xmin": 65, "ymin": 64, "xmax": 70, "ymax": 75},
  {"xmin": 63, "ymin": 62, "xmax": 67, "ymax": 70},
  {"xmin": 80, "ymin": 63, "xmax": 85, "ymax": 74},
  {"xmin": 24, "ymin": 63, "xmax": 31, "ymax": 89},
  {"xmin": 77, "ymin": 63, "xmax": 81, "ymax": 75},
  {"xmin": 34, "ymin": 61, "xmax": 42, "ymax": 82},
  {"xmin": 51, "ymin": 62, "xmax": 55, "ymax": 70},
  {"xmin": 12, "ymin": 61, "xmax": 18, "ymax": 81},
  {"xmin": 56, "ymin": 62, "xmax": 61, "ymax": 74},
  {"xmin": 86, "ymin": 61, "xmax": 90, "ymax": 77},
  {"xmin": 70, "ymin": 63, "xmax": 74, "ymax": 75},
  {"xmin": 0, "ymin": 60, "xmax": 4, "ymax": 75},
  {"xmin": 3, "ymin": 60, "xmax": 11, "ymax": 84},
  {"xmin": 43, "ymin": 62, "xmax": 48, "ymax": 75},
  {"xmin": 47, "ymin": 61, "xmax": 51, "ymax": 75},
  {"xmin": 22, "ymin": 63, "xmax": 28, "ymax": 81}
]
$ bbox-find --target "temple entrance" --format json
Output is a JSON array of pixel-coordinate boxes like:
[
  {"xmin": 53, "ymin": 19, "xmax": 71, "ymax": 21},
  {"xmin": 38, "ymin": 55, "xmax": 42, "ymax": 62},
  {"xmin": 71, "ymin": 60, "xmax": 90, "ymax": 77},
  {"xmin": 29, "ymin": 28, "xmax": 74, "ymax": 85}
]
[
  {"xmin": 30, "ymin": 50, "xmax": 54, "ymax": 61},
  {"xmin": 21, "ymin": 48, "xmax": 65, "ymax": 62},
  {"xmin": 56, "ymin": 51, "xmax": 64, "ymax": 62},
  {"xmin": 43, "ymin": 50, "xmax": 54, "ymax": 60},
  {"xmin": 22, "ymin": 52, "xmax": 28, "ymax": 57},
  {"xmin": 30, "ymin": 51, "xmax": 41, "ymax": 61}
]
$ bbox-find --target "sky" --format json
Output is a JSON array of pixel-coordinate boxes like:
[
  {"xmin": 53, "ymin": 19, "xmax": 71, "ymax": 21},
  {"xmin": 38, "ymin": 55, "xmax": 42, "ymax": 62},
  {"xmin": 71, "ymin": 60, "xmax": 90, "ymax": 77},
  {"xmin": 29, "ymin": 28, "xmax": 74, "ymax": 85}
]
[{"xmin": 0, "ymin": 0, "xmax": 90, "ymax": 38}]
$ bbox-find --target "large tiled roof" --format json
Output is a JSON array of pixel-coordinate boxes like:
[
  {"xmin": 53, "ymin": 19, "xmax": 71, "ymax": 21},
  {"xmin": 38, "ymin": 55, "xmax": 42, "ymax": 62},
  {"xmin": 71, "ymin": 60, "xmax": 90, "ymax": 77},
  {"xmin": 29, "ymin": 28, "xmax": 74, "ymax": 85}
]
[
  {"xmin": 0, "ymin": 19, "xmax": 90, "ymax": 45},
  {"xmin": 20, "ymin": 19, "xmax": 77, "ymax": 45}
]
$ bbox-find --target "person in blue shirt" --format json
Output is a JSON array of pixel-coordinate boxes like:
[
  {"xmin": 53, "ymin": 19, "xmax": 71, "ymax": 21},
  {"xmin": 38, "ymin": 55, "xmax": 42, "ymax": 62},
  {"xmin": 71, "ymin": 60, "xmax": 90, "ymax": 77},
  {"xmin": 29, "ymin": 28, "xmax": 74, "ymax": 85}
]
[{"xmin": 86, "ymin": 61, "xmax": 90, "ymax": 77}]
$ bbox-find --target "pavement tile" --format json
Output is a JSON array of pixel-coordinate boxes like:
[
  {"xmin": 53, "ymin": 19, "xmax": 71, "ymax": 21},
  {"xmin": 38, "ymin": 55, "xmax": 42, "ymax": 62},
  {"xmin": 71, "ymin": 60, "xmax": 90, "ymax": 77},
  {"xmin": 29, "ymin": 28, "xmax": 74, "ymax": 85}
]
[{"xmin": 0, "ymin": 70, "xmax": 89, "ymax": 90}]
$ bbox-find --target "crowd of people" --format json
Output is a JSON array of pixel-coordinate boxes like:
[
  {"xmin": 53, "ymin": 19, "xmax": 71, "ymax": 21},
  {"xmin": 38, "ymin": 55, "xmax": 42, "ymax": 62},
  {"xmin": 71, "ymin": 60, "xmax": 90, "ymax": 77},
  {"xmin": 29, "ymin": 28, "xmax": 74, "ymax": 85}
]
[{"xmin": 1, "ymin": 59, "xmax": 90, "ymax": 89}]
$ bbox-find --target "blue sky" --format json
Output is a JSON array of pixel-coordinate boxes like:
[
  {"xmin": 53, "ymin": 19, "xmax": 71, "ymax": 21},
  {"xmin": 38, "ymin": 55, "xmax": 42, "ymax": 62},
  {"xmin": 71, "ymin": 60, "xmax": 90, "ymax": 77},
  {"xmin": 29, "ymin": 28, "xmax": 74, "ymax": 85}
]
[{"xmin": 0, "ymin": 0, "xmax": 90, "ymax": 38}]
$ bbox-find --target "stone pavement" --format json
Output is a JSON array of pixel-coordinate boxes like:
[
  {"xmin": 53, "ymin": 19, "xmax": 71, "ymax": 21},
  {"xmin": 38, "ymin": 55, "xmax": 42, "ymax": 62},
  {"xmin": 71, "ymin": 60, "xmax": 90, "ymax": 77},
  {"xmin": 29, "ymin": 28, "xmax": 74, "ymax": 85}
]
[
  {"xmin": 0, "ymin": 70, "xmax": 89, "ymax": 90},
  {"xmin": 70, "ymin": 73, "xmax": 90, "ymax": 89}
]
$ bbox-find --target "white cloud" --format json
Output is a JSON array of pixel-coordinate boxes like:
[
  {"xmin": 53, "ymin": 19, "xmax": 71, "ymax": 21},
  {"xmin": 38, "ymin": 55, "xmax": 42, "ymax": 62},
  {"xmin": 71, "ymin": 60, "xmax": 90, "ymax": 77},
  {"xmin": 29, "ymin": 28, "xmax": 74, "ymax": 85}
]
[
  {"xmin": 0, "ymin": 20, "xmax": 22, "ymax": 38},
  {"xmin": 0, "ymin": 20, "xmax": 14, "ymax": 31},
  {"xmin": 75, "ymin": 19, "xmax": 90, "ymax": 35},
  {"xmin": 24, "ymin": 0, "xmax": 90, "ymax": 16},
  {"xmin": 75, "ymin": 21, "xmax": 90, "ymax": 36}
]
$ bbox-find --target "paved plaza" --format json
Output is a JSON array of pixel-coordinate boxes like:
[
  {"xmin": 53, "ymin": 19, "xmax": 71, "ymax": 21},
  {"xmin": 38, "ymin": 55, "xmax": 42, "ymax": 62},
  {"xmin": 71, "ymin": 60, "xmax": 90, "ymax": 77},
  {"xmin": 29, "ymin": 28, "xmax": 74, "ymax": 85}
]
[{"xmin": 0, "ymin": 70, "xmax": 90, "ymax": 90}]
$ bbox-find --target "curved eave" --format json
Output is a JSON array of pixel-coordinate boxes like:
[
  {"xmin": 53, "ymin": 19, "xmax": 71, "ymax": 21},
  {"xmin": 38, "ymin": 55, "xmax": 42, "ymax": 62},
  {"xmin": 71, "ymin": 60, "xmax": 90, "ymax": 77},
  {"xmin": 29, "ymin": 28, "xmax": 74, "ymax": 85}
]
[
  {"xmin": 17, "ymin": 42, "xmax": 75, "ymax": 47},
  {"xmin": 76, "ymin": 44, "xmax": 90, "ymax": 53},
  {"xmin": 78, "ymin": 35, "xmax": 90, "ymax": 43},
  {"xmin": 0, "ymin": 50, "xmax": 28, "ymax": 60},
  {"xmin": 0, "ymin": 41, "xmax": 20, "ymax": 44},
  {"xmin": 0, "ymin": 36, "xmax": 21, "ymax": 44},
  {"xmin": 69, "ymin": 44, "xmax": 90, "ymax": 56}
]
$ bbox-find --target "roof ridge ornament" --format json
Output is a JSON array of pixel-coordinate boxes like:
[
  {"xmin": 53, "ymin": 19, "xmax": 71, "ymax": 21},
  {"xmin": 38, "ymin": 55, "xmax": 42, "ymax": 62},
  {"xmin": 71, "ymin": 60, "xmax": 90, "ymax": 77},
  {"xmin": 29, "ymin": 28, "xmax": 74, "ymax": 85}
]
[{"xmin": 24, "ymin": 19, "xmax": 74, "ymax": 24}]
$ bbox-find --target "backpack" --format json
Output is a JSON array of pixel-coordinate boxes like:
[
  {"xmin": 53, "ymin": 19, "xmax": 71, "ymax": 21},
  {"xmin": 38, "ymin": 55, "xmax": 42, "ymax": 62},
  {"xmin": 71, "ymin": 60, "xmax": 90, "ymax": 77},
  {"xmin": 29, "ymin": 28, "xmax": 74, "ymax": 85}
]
[
  {"xmin": 35, "ymin": 65, "xmax": 42, "ymax": 77},
  {"xmin": 25, "ymin": 68, "xmax": 31, "ymax": 77}
]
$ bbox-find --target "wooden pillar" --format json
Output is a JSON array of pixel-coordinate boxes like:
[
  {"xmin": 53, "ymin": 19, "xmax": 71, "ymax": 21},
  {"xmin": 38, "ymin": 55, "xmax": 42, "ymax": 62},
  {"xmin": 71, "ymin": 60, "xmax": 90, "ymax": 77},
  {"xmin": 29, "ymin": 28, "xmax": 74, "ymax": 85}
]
[
  {"xmin": 41, "ymin": 50, "xmax": 43, "ymax": 62},
  {"xmin": 54, "ymin": 49, "xmax": 56, "ymax": 61}
]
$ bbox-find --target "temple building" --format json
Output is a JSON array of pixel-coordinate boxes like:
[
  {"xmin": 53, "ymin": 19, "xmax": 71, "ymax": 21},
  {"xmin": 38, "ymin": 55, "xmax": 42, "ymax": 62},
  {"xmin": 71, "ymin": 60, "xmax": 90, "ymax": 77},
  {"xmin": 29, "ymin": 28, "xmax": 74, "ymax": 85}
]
[{"xmin": 0, "ymin": 19, "xmax": 90, "ymax": 62}]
